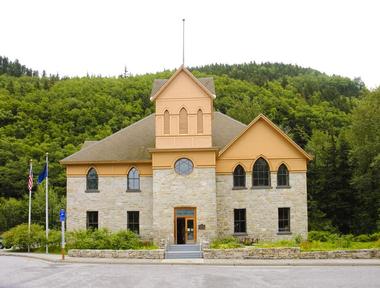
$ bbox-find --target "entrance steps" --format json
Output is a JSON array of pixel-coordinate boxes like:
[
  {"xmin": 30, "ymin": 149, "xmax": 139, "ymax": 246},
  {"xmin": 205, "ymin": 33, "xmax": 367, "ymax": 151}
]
[{"xmin": 165, "ymin": 244, "xmax": 203, "ymax": 259}]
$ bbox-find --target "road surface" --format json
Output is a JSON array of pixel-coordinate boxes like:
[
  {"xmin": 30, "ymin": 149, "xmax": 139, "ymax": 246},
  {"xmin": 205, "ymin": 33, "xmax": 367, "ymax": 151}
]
[{"xmin": 0, "ymin": 255, "xmax": 379, "ymax": 288}]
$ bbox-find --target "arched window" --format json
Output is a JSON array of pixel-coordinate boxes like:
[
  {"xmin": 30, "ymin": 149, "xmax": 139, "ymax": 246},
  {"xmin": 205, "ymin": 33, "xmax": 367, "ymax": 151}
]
[
  {"xmin": 127, "ymin": 167, "xmax": 140, "ymax": 191},
  {"xmin": 277, "ymin": 164, "xmax": 289, "ymax": 187},
  {"xmin": 252, "ymin": 158, "xmax": 270, "ymax": 187},
  {"xmin": 86, "ymin": 167, "xmax": 98, "ymax": 191},
  {"xmin": 179, "ymin": 108, "xmax": 188, "ymax": 134},
  {"xmin": 233, "ymin": 165, "xmax": 246, "ymax": 188},
  {"xmin": 164, "ymin": 110, "xmax": 170, "ymax": 134},
  {"xmin": 197, "ymin": 109, "xmax": 203, "ymax": 134}
]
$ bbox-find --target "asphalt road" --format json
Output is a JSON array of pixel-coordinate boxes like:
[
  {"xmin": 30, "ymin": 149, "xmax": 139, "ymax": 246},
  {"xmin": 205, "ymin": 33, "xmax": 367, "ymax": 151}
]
[{"xmin": 0, "ymin": 256, "xmax": 380, "ymax": 288}]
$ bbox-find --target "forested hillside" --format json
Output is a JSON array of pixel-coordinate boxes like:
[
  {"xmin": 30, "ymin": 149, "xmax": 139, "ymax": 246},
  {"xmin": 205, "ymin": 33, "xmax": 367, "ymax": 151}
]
[{"xmin": 0, "ymin": 58, "xmax": 379, "ymax": 235}]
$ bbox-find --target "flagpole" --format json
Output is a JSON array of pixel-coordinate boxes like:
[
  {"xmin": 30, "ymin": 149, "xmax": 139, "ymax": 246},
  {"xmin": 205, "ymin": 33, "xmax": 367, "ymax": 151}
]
[
  {"xmin": 28, "ymin": 159, "xmax": 32, "ymax": 253},
  {"xmin": 45, "ymin": 153, "xmax": 49, "ymax": 254}
]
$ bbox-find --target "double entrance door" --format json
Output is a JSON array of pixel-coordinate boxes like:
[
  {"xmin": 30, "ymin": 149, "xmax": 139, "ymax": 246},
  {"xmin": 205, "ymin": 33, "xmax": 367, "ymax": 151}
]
[{"xmin": 174, "ymin": 207, "xmax": 196, "ymax": 244}]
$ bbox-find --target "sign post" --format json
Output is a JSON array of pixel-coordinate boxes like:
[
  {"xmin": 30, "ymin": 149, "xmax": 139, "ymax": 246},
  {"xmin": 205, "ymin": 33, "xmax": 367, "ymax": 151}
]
[{"xmin": 59, "ymin": 209, "xmax": 66, "ymax": 260}]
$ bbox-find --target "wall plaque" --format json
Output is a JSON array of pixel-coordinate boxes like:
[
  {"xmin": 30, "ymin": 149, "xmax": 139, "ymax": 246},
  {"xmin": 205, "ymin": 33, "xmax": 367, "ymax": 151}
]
[{"xmin": 198, "ymin": 224, "xmax": 206, "ymax": 230}]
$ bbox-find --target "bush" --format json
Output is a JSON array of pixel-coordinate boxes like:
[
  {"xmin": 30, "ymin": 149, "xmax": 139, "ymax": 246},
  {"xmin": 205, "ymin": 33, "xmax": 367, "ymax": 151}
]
[
  {"xmin": 369, "ymin": 232, "xmax": 380, "ymax": 241},
  {"xmin": 110, "ymin": 230, "xmax": 142, "ymax": 249},
  {"xmin": 353, "ymin": 234, "xmax": 371, "ymax": 242},
  {"xmin": 2, "ymin": 224, "xmax": 46, "ymax": 251},
  {"xmin": 66, "ymin": 228, "xmax": 156, "ymax": 250},
  {"xmin": 294, "ymin": 234, "xmax": 303, "ymax": 244},
  {"xmin": 210, "ymin": 237, "xmax": 243, "ymax": 249},
  {"xmin": 308, "ymin": 231, "xmax": 339, "ymax": 242}
]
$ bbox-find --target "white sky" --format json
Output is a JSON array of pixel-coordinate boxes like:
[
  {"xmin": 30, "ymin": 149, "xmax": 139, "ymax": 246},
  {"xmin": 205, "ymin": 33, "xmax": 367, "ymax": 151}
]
[{"xmin": 1, "ymin": 0, "xmax": 379, "ymax": 88}]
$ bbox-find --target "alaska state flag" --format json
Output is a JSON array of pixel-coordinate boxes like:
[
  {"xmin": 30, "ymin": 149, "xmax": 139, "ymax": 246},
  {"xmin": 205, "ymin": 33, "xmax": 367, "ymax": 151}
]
[{"xmin": 37, "ymin": 164, "xmax": 47, "ymax": 185}]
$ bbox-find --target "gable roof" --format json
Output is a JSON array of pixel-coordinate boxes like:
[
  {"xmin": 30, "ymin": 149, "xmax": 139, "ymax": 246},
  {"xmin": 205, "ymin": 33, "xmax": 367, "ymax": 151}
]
[
  {"xmin": 60, "ymin": 111, "xmax": 247, "ymax": 164},
  {"xmin": 218, "ymin": 114, "xmax": 313, "ymax": 160},
  {"xmin": 149, "ymin": 65, "xmax": 216, "ymax": 101},
  {"xmin": 151, "ymin": 77, "xmax": 215, "ymax": 98}
]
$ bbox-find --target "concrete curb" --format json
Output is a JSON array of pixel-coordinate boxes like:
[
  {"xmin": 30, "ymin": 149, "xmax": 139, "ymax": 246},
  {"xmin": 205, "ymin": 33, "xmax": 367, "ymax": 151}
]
[{"xmin": 2, "ymin": 251, "xmax": 380, "ymax": 266}]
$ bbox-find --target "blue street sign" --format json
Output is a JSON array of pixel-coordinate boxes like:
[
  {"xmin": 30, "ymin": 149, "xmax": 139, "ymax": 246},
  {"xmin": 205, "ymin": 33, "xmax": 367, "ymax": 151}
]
[{"xmin": 60, "ymin": 209, "xmax": 66, "ymax": 222}]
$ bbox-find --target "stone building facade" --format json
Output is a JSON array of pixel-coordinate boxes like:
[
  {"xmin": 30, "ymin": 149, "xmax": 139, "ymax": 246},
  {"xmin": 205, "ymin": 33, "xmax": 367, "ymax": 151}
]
[{"xmin": 61, "ymin": 66, "xmax": 311, "ymax": 245}]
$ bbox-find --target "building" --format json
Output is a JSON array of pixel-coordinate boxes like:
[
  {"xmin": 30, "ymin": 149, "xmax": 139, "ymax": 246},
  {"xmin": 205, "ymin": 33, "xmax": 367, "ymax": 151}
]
[{"xmin": 60, "ymin": 66, "xmax": 312, "ymax": 246}]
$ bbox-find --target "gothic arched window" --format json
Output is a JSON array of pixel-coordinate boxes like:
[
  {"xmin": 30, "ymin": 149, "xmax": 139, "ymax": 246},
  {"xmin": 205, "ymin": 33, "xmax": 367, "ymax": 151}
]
[
  {"xmin": 197, "ymin": 109, "xmax": 203, "ymax": 133},
  {"xmin": 86, "ymin": 168, "xmax": 98, "ymax": 191},
  {"xmin": 179, "ymin": 108, "xmax": 188, "ymax": 134},
  {"xmin": 127, "ymin": 167, "xmax": 140, "ymax": 191},
  {"xmin": 164, "ymin": 110, "xmax": 170, "ymax": 134},
  {"xmin": 252, "ymin": 158, "xmax": 270, "ymax": 187},
  {"xmin": 233, "ymin": 165, "xmax": 246, "ymax": 188},
  {"xmin": 277, "ymin": 164, "xmax": 289, "ymax": 187}
]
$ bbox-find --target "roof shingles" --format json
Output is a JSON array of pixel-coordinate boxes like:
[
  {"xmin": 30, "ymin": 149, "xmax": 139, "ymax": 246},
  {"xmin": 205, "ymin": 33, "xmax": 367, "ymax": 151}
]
[{"xmin": 60, "ymin": 112, "xmax": 246, "ymax": 164}]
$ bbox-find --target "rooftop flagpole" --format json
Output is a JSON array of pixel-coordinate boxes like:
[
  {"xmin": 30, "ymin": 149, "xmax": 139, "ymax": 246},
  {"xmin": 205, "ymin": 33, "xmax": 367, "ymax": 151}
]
[
  {"xmin": 45, "ymin": 153, "xmax": 49, "ymax": 254},
  {"xmin": 27, "ymin": 159, "xmax": 33, "ymax": 253},
  {"xmin": 182, "ymin": 19, "xmax": 185, "ymax": 66}
]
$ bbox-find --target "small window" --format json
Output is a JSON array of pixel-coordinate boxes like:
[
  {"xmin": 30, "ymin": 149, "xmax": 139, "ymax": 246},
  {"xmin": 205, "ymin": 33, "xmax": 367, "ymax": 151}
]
[
  {"xmin": 179, "ymin": 108, "xmax": 188, "ymax": 134},
  {"xmin": 164, "ymin": 110, "xmax": 170, "ymax": 134},
  {"xmin": 86, "ymin": 168, "xmax": 98, "ymax": 191},
  {"xmin": 277, "ymin": 164, "xmax": 289, "ymax": 187},
  {"xmin": 174, "ymin": 158, "xmax": 193, "ymax": 176},
  {"xmin": 86, "ymin": 211, "xmax": 98, "ymax": 230},
  {"xmin": 197, "ymin": 109, "xmax": 203, "ymax": 134},
  {"xmin": 127, "ymin": 211, "xmax": 139, "ymax": 234},
  {"xmin": 234, "ymin": 208, "xmax": 246, "ymax": 233},
  {"xmin": 127, "ymin": 167, "xmax": 140, "ymax": 191},
  {"xmin": 233, "ymin": 165, "xmax": 246, "ymax": 188},
  {"xmin": 278, "ymin": 208, "xmax": 290, "ymax": 232},
  {"xmin": 252, "ymin": 158, "xmax": 270, "ymax": 187}
]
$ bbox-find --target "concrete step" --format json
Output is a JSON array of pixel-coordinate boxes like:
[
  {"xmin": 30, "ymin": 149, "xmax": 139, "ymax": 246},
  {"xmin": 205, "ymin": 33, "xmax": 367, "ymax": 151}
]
[
  {"xmin": 167, "ymin": 244, "xmax": 201, "ymax": 252},
  {"xmin": 165, "ymin": 251, "xmax": 203, "ymax": 259}
]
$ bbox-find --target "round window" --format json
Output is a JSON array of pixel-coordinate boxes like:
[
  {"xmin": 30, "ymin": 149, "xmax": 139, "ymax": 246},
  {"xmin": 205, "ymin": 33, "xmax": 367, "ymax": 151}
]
[{"xmin": 174, "ymin": 158, "xmax": 194, "ymax": 175}]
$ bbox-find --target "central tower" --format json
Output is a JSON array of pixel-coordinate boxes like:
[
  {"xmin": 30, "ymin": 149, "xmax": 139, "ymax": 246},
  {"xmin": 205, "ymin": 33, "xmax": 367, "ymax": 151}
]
[
  {"xmin": 150, "ymin": 65, "xmax": 215, "ymax": 149},
  {"xmin": 150, "ymin": 66, "xmax": 218, "ymax": 245}
]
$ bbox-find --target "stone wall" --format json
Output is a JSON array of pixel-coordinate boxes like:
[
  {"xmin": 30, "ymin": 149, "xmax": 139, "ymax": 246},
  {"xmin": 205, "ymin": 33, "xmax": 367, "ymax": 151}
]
[
  {"xmin": 68, "ymin": 249, "xmax": 164, "ymax": 259},
  {"xmin": 66, "ymin": 175, "xmax": 153, "ymax": 240},
  {"xmin": 216, "ymin": 172, "xmax": 308, "ymax": 241},
  {"xmin": 204, "ymin": 248, "xmax": 380, "ymax": 259},
  {"xmin": 152, "ymin": 167, "xmax": 217, "ymax": 245}
]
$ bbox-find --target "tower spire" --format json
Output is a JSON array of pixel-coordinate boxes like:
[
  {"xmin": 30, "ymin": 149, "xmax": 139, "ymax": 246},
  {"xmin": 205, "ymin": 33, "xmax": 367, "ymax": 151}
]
[{"xmin": 182, "ymin": 18, "xmax": 185, "ymax": 66}]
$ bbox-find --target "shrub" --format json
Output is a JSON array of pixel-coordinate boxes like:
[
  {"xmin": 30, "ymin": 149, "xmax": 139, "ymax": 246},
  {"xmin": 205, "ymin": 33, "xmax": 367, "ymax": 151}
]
[
  {"xmin": 294, "ymin": 234, "xmax": 303, "ymax": 244},
  {"xmin": 308, "ymin": 231, "xmax": 339, "ymax": 242},
  {"xmin": 353, "ymin": 234, "xmax": 371, "ymax": 242},
  {"xmin": 369, "ymin": 232, "xmax": 380, "ymax": 241},
  {"xmin": 66, "ymin": 228, "xmax": 155, "ymax": 250},
  {"xmin": 110, "ymin": 230, "xmax": 142, "ymax": 249},
  {"xmin": 210, "ymin": 237, "xmax": 243, "ymax": 249},
  {"xmin": 2, "ymin": 223, "xmax": 45, "ymax": 251}
]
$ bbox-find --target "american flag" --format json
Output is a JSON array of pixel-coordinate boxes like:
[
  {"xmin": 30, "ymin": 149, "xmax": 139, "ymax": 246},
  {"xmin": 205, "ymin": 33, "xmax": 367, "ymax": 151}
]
[{"xmin": 28, "ymin": 162, "xmax": 33, "ymax": 192}]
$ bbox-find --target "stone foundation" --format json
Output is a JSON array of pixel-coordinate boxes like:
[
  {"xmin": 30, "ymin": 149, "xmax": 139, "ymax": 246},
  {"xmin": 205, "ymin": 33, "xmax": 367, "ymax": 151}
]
[
  {"xmin": 68, "ymin": 249, "xmax": 164, "ymax": 259},
  {"xmin": 204, "ymin": 248, "xmax": 380, "ymax": 259}
]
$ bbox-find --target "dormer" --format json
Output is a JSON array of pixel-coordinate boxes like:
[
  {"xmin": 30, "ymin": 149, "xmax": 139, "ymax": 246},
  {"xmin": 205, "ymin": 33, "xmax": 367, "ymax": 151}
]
[{"xmin": 150, "ymin": 65, "xmax": 215, "ymax": 149}]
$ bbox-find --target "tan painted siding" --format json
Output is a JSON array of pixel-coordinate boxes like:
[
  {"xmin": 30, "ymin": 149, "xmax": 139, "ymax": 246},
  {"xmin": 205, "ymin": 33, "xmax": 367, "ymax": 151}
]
[
  {"xmin": 152, "ymin": 150, "xmax": 216, "ymax": 169},
  {"xmin": 155, "ymin": 71, "xmax": 213, "ymax": 149},
  {"xmin": 217, "ymin": 118, "xmax": 307, "ymax": 172},
  {"xmin": 66, "ymin": 163, "xmax": 153, "ymax": 176}
]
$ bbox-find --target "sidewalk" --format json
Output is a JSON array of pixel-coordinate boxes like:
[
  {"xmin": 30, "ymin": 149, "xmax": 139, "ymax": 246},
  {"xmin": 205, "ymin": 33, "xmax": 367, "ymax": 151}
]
[{"xmin": 1, "ymin": 251, "xmax": 380, "ymax": 266}]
